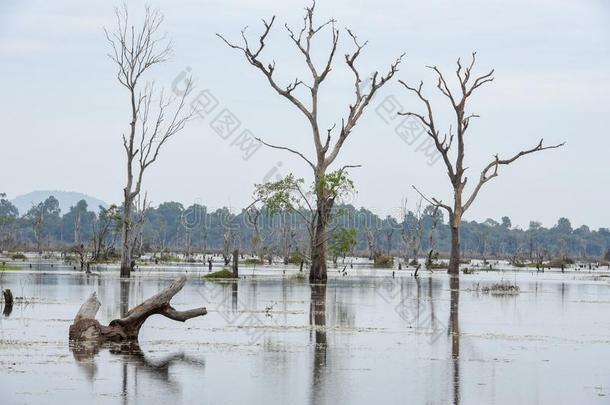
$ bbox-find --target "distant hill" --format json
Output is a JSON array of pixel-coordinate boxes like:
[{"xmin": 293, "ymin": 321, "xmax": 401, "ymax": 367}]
[{"xmin": 11, "ymin": 190, "xmax": 109, "ymax": 215}]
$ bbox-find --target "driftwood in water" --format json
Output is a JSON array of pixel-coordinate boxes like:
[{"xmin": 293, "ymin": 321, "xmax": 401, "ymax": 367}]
[
  {"xmin": 2, "ymin": 289, "xmax": 13, "ymax": 317},
  {"xmin": 69, "ymin": 275, "xmax": 206, "ymax": 342}
]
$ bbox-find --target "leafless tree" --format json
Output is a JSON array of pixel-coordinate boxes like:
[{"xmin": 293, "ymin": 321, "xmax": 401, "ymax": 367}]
[
  {"xmin": 105, "ymin": 5, "xmax": 196, "ymax": 277},
  {"xmin": 218, "ymin": 1, "xmax": 402, "ymax": 282},
  {"xmin": 400, "ymin": 53, "xmax": 564, "ymax": 275},
  {"xmin": 364, "ymin": 226, "xmax": 379, "ymax": 260},
  {"xmin": 400, "ymin": 197, "xmax": 424, "ymax": 264}
]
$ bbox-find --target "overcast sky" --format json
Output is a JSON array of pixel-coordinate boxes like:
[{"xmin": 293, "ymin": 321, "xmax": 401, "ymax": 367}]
[{"xmin": 1, "ymin": 0, "xmax": 608, "ymax": 229}]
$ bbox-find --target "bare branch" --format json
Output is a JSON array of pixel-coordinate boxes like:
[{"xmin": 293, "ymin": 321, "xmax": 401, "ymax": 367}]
[
  {"xmin": 254, "ymin": 137, "xmax": 316, "ymax": 170},
  {"xmin": 411, "ymin": 185, "xmax": 452, "ymax": 214},
  {"xmin": 462, "ymin": 139, "xmax": 565, "ymax": 212}
]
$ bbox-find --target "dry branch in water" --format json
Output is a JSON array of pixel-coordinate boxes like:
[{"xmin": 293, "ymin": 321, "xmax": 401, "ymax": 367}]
[{"xmin": 69, "ymin": 275, "xmax": 206, "ymax": 341}]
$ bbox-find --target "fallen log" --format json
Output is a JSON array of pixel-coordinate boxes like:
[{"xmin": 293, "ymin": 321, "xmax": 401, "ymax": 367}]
[{"xmin": 69, "ymin": 274, "xmax": 207, "ymax": 341}]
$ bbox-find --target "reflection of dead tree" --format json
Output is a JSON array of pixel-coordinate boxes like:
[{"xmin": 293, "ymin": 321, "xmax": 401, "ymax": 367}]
[
  {"xmin": 70, "ymin": 341, "xmax": 205, "ymax": 388},
  {"xmin": 449, "ymin": 276, "xmax": 460, "ymax": 405},
  {"xmin": 402, "ymin": 53, "xmax": 564, "ymax": 275},
  {"xmin": 309, "ymin": 283, "xmax": 327, "ymax": 404},
  {"xmin": 69, "ymin": 275, "xmax": 206, "ymax": 342}
]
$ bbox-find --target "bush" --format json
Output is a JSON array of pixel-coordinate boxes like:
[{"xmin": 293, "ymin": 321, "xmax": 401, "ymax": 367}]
[
  {"xmin": 244, "ymin": 258, "xmax": 264, "ymax": 265},
  {"xmin": 547, "ymin": 257, "xmax": 574, "ymax": 268},
  {"xmin": 157, "ymin": 254, "xmax": 181, "ymax": 263},
  {"xmin": 427, "ymin": 261, "xmax": 448, "ymax": 269},
  {"xmin": 0, "ymin": 264, "xmax": 21, "ymax": 271},
  {"xmin": 482, "ymin": 282, "xmax": 520, "ymax": 295},
  {"xmin": 203, "ymin": 269, "xmax": 236, "ymax": 279},
  {"xmin": 11, "ymin": 253, "xmax": 27, "ymax": 261},
  {"xmin": 374, "ymin": 255, "xmax": 394, "ymax": 267},
  {"xmin": 288, "ymin": 251, "xmax": 305, "ymax": 264}
]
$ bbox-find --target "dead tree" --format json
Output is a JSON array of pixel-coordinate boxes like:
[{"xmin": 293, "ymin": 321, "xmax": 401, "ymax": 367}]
[
  {"xmin": 400, "ymin": 53, "xmax": 563, "ymax": 275},
  {"xmin": 364, "ymin": 226, "xmax": 378, "ymax": 260},
  {"xmin": 69, "ymin": 275, "xmax": 206, "ymax": 341},
  {"xmin": 105, "ymin": 6, "xmax": 196, "ymax": 277},
  {"xmin": 218, "ymin": 1, "xmax": 402, "ymax": 282}
]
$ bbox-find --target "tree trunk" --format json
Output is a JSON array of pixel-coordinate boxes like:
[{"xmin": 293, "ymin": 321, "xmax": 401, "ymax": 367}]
[
  {"xmin": 310, "ymin": 193, "xmax": 331, "ymax": 283},
  {"xmin": 120, "ymin": 194, "xmax": 133, "ymax": 278},
  {"xmin": 69, "ymin": 275, "xmax": 206, "ymax": 342},
  {"xmin": 448, "ymin": 212, "xmax": 461, "ymax": 275},
  {"xmin": 232, "ymin": 249, "xmax": 239, "ymax": 278}
]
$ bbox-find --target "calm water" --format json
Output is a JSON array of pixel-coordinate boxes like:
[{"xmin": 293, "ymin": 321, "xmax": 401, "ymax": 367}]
[{"xmin": 1, "ymin": 266, "xmax": 609, "ymax": 404}]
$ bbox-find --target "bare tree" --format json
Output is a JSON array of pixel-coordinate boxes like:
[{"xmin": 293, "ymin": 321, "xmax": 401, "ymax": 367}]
[
  {"xmin": 92, "ymin": 204, "xmax": 120, "ymax": 261},
  {"xmin": 400, "ymin": 53, "xmax": 564, "ymax": 275},
  {"xmin": 364, "ymin": 226, "xmax": 378, "ymax": 260},
  {"xmin": 400, "ymin": 197, "xmax": 424, "ymax": 264},
  {"xmin": 218, "ymin": 1, "xmax": 402, "ymax": 282},
  {"xmin": 105, "ymin": 6, "xmax": 196, "ymax": 277}
]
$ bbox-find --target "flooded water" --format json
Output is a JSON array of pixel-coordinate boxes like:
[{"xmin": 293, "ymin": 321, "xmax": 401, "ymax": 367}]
[{"xmin": 1, "ymin": 266, "xmax": 610, "ymax": 404}]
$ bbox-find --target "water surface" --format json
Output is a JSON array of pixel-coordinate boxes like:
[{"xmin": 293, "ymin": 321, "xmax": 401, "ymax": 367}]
[{"xmin": 1, "ymin": 266, "xmax": 609, "ymax": 404}]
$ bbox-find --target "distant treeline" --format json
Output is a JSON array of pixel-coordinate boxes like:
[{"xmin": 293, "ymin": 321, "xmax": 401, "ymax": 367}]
[{"xmin": 1, "ymin": 194, "xmax": 608, "ymax": 261}]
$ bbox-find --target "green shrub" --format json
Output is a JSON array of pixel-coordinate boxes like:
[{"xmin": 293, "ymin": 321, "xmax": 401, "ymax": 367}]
[
  {"xmin": 547, "ymin": 257, "xmax": 574, "ymax": 268},
  {"xmin": 374, "ymin": 255, "xmax": 394, "ymax": 267},
  {"xmin": 427, "ymin": 261, "xmax": 448, "ymax": 269},
  {"xmin": 0, "ymin": 264, "xmax": 21, "ymax": 271},
  {"xmin": 289, "ymin": 251, "xmax": 305, "ymax": 264},
  {"xmin": 11, "ymin": 253, "xmax": 26, "ymax": 260},
  {"xmin": 203, "ymin": 269, "xmax": 236, "ymax": 279},
  {"xmin": 244, "ymin": 258, "xmax": 264, "ymax": 265},
  {"xmin": 157, "ymin": 254, "xmax": 181, "ymax": 263}
]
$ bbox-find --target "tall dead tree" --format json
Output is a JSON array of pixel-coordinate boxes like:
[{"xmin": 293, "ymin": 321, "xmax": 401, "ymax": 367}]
[
  {"xmin": 400, "ymin": 53, "xmax": 563, "ymax": 275},
  {"xmin": 105, "ymin": 6, "xmax": 196, "ymax": 277},
  {"xmin": 218, "ymin": 1, "xmax": 402, "ymax": 282}
]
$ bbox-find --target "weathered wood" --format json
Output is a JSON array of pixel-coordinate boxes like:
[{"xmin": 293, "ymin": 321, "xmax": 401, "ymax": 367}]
[
  {"xmin": 69, "ymin": 275, "xmax": 206, "ymax": 342},
  {"xmin": 2, "ymin": 289, "xmax": 13, "ymax": 316},
  {"xmin": 3, "ymin": 289, "xmax": 13, "ymax": 306}
]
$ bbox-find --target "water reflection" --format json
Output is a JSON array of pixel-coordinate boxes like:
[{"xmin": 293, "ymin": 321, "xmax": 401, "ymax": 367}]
[
  {"xmin": 70, "ymin": 341, "xmax": 205, "ymax": 392},
  {"xmin": 449, "ymin": 276, "xmax": 460, "ymax": 405},
  {"xmin": 309, "ymin": 284, "xmax": 327, "ymax": 405},
  {"xmin": 120, "ymin": 279, "xmax": 130, "ymax": 318}
]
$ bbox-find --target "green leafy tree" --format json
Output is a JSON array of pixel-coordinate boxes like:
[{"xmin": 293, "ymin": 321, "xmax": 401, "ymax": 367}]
[
  {"xmin": 0, "ymin": 193, "xmax": 19, "ymax": 250},
  {"xmin": 329, "ymin": 227, "xmax": 358, "ymax": 264}
]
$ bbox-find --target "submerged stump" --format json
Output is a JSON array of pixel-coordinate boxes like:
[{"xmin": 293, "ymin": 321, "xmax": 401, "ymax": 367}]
[{"xmin": 69, "ymin": 274, "xmax": 207, "ymax": 342}]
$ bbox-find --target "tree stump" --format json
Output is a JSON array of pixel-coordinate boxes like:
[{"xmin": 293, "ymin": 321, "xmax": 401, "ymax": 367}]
[
  {"xmin": 69, "ymin": 275, "xmax": 206, "ymax": 342},
  {"xmin": 2, "ymin": 289, "xmax": 13, "ymax": 317}
]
